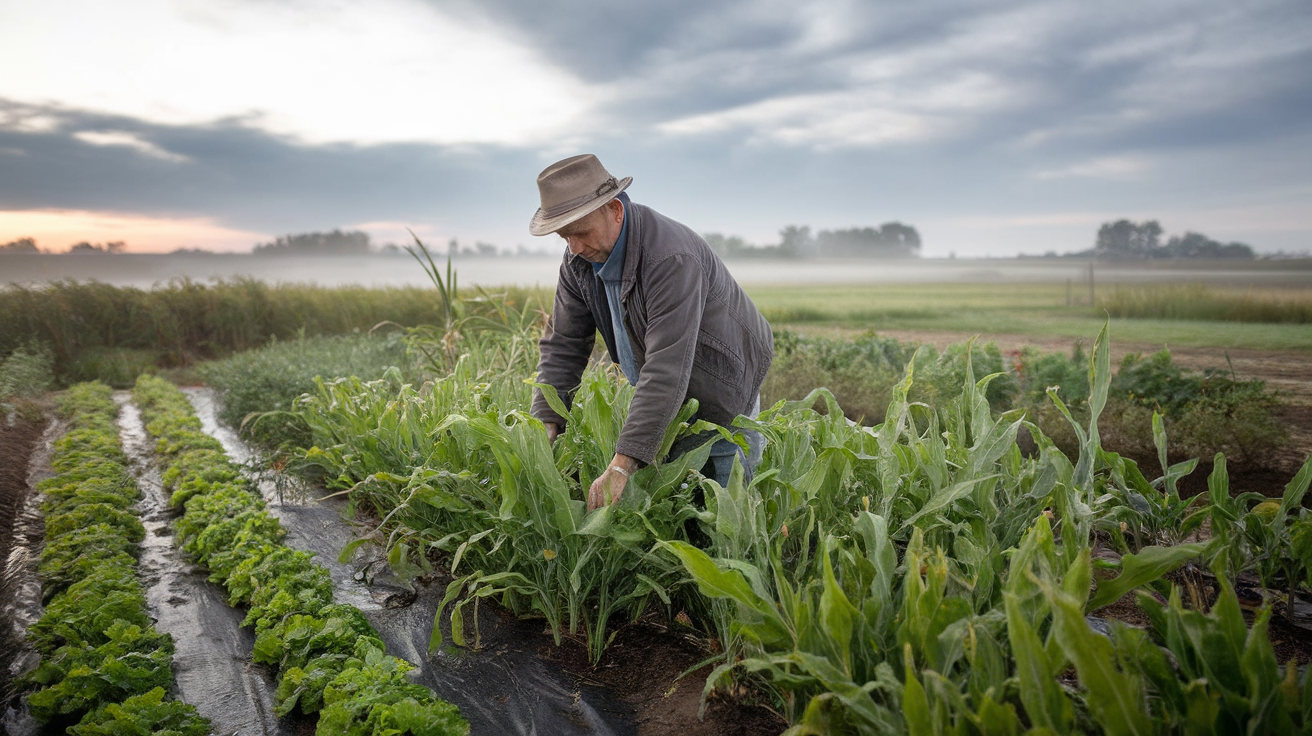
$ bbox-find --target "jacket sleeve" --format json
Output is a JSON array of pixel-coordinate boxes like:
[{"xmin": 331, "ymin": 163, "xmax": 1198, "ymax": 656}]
[
  {"xmin": 615, "ymin": 253, "xmax": 705, "ymax": 465},
  {"xmin": 531, "ymin": 256, "xmax": 596, "ymax": 428}
]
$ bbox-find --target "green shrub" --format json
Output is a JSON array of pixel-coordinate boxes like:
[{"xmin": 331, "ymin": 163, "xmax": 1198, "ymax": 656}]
[
  {"xmin": 37, "ymin": 524, "xmax": 141, "ymax": 594},
  {"xmin": 1019, "ymin": 347, "xmax": 1286, "ymax": 463},
  {"xmin": 763, "ymin": 330, "xmax": 1017, "ymax": 423},
  {"xmin": 66, "ymin": 347, "xmax": 159, "ymax": 388},
  {"xmin": 199, "ymin": 332, "xmax": 412, "ymax": 446},
  {"xmin": 0, "ymin": 341, "xmax": 54, "ymax": 402},
  {"xmin": 318, "ymin": 648, "xmax": 468, "ymax": 736},
  {"xmin": 23, "ymin": 622, "xmax": 175, "ymax": 722},
  {"xmin": 69, "ymin": 687, "xmax": 211, "ymax": 736},
  {"xmin": 28, "ymin": 565, "xmax": 148, "ymax": 653}
]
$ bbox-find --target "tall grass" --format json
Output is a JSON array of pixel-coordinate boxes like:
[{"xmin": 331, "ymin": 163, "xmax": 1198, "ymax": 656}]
[
  {"xmin": 0, "ymin": 342, "xmax": 54, "ymax": 403},
  {"xmin": 1099, "ymin": 283, "xmax": 1312, "ymax": 323},
  {"xmin": 200, "ymin": 332, "xmax": 413, "ymax": 446},
  {"xmin": 0, "ymin": 278, "xmax": 548, "ymax": 383}
]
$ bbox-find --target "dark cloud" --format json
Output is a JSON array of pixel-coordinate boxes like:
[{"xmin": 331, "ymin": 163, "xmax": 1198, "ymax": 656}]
[
  {"xmin": 0, "ymin": 101, "xmax": 543, "ymax": 235},
  {"xmin": 3, "ymin": 0, "xmax": 1310, "ymax": 254},
  {"xmin": 451, "ymin": 0, "xmax": 1311, "ymax": 157}
]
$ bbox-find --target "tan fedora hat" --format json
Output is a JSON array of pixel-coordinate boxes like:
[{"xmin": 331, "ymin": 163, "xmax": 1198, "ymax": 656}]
[{"xmin": 529, "ymin": 154, "xmax": 632, "ymax": 236}]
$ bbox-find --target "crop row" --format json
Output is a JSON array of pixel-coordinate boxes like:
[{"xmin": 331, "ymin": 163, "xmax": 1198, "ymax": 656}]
[
  {"xmin": 131, "ymin": 374, "xmax": 468, "ymax": 736},
  {"xmin": 294, "ymin": 325, "xmax": 1312, "ymax": 734},
  {"xmin": 20, "ymin": 382, "xmax": 209, "ymax": 733}
]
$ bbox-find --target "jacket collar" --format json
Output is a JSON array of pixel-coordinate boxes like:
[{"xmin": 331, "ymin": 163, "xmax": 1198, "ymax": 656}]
[{"xmin": 567, "ymin": 192, "xmax": 640, "ymax": 300}]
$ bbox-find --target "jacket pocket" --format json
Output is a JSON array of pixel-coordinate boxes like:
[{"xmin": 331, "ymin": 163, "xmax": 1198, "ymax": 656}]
[{"xmin": 693, "ymin": 331, "xmax": 745, "ymax": 383}]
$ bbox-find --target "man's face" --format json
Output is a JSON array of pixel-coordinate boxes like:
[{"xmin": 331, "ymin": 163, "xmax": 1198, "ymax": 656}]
[{"xmin": 557, "ymin": 200, "xmax": 624, "ymax": 263}]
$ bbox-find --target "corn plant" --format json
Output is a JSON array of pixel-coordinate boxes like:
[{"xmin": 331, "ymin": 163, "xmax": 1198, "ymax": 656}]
[{"xmin": 290, "ymin": 308, "xmax": 1312, "ymax": 734}]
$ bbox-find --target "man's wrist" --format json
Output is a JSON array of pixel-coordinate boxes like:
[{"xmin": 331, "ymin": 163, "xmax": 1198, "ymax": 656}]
[{"xmin": 609, "ymin": 454, "xmax": 638, "ymax": 474}]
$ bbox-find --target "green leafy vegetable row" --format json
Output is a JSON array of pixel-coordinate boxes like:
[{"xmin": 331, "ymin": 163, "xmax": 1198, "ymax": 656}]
[
  {"xmin": 131, "ymin": 374, "xmax": 468, "ymax": 736},
  {"xmin": 20, "ymin": 381, "xmax": 210, "ymax": 734}
]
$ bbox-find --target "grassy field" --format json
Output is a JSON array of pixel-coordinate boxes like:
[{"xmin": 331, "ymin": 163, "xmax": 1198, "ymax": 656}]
[{"xmin": 746, "ymin": 282, "xmax": 1312, "ymax": 351}]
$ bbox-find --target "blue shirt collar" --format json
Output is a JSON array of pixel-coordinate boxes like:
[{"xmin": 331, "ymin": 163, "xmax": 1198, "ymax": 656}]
[{"xmin": 592, "ymin": 197, "xmax": 628, "ymax": 280}]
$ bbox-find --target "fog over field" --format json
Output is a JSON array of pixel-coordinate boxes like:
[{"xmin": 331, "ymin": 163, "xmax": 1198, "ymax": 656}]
[{"xmin": 3, "ymin": 252, "xmax": 1311, "ymax": 290}]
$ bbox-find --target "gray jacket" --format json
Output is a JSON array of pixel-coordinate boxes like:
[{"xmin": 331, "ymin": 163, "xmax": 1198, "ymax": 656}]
[{"xmin": 531, "ymin": 201, "xmax": 774, "ymax": 465}]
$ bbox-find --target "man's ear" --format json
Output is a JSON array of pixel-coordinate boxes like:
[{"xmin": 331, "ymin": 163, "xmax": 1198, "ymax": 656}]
[{"xmin": 609, "ymin": 199, "xmax": 625, "ymax": 223}]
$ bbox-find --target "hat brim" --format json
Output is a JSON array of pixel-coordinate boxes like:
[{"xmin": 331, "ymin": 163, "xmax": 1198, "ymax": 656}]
[{"xmin": 529, "ymin": 176, "xmax": 632, "ymax": 237}]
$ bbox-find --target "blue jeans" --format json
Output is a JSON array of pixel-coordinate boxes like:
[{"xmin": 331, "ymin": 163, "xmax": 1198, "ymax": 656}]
[{"xmin": 690, "ymin": 395, "xmax": 763, "ymax": 488}]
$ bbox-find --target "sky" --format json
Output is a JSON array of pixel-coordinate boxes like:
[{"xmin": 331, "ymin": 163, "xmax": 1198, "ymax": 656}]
[{"xmin": 1, "ymin": 0, "xmax": 1310, "ymax": 256}]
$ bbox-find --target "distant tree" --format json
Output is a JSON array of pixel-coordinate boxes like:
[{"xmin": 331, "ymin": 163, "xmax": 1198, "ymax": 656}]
[
  {"xmin": 67, "ymin": 240, "xmax": 126, "ymax": 254},
  {"xmin": 253, "ymin": 229, "xmax": 371, "ymax": 256},
  {"xmin": 815, "ymin": 226, "xmax": 878, "ymax": 256},
  {"xmin": 0, "ymin": 237, "xmax": 37, "ymax": 253},
  {"xmin": 1092, "ymin": 220, "xmax": 1255, "ymax": 260},
  {"xmin": 1095, "ymin": 220, "xmax": 1162, "ymax": 258},
  {"xmin": 1161, "ymin": 232, "xmax": 1255, "ymax": 259},
  {"xmin": 878, "ymin": 222, "xmax": 922, "ymax": 255},
  {"xmin": 814, "ymin": 222, "xmax": 921, "ymax": 258},
  {"xmin": 475, "ymin": 242, "xmax": 498, "ymax": 256},
  {"xmin": 778, "ymin": 225, "xmax": 813, "ymax": 258}
]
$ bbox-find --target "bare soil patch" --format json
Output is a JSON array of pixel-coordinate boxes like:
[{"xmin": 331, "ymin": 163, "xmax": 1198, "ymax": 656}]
[{"xmin": 538, "ymin": 614, "xmax": 787, "ymax": 736}]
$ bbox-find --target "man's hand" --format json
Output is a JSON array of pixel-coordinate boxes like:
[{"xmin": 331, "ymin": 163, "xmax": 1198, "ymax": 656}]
[
  {"xmin": 545, "ymin": 422, "xmax": 562, "ymax": 445},
  {"xmin": 587, "ymin": 454, "xmax": 638, "ymax": 511}
]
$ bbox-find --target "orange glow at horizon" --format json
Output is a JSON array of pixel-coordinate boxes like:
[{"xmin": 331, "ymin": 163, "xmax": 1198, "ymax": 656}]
[{"xmin": 0, "ymin": 209, "xmax": 268, "ymax": 253}]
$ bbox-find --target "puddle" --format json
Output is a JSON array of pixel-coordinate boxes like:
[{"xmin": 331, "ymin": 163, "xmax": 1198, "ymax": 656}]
[
  {"xmin": 114, "ymin": 393, "xmax": 291, "ymax": 736},
  {"xmin": 184, "ymin": 387, "xmax": 636, "ymax": 736},
  {"xmin": 0, "ymin": 417, "xmax": 60, "ymax": 736}
]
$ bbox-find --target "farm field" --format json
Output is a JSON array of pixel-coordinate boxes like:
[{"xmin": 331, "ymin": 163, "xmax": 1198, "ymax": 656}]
[
  {"xmin": 748, "ymin": 282, "xmax": 1312, "ymax": 351},
  {"xmin": 4, "ymin": 268, "xmax": 1312, "ymax": 735}
]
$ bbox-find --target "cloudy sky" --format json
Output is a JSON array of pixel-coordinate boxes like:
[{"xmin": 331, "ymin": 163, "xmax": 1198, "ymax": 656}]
[{"xmin": 1, "ymin": 0, "xmax": 1309, "ymax": 256}]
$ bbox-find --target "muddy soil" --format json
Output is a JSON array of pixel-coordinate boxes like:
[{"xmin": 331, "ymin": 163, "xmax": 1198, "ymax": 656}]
[
  {"xmin": 538, "ymin": 617, "xmax": 787, "ymax": 736},
  {"xmin": 0, "ymin": 409, "xmax": 53, "ymax": 733},
  {"xmin": 0, "ymin": 410, "xmax": 48, "ymax": 698}
]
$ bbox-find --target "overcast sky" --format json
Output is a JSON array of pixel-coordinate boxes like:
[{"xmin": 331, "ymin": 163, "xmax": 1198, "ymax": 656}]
[{"xmin": 1, "ymin": 0, "xmax": 1309, "ymax": 256}]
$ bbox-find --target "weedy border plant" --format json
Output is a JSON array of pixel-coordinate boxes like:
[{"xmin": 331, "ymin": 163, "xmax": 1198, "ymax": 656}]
[
  {"xmin": 132, "ymin": 374, "xmax": 468, "ymax": 736},
  {"xmin": 18, "ymin": 382, "xmax": 209, "ymax": 733}
]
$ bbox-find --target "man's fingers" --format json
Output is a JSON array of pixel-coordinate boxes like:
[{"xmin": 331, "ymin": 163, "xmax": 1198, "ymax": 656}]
[{"xmin": 585, "ymin": 470, "xmax": 626, "ymax": 512}]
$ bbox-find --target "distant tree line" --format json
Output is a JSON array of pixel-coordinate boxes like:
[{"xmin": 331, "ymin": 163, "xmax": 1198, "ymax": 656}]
[
  {"xmin": 704, "ymin": 222, "xmax": 922, "ymax": 259},
  {"xmin": 1087, "ymin": 220, "xmax": 1255, "ymax": 260},
  {"xmin": 253, "ymin": 229, "xmax": 372, "ymax": 256},
  {"xmin": 1, "ymin": 237, "xmax": 37, "ymax": 253},
  {"xmin": 1, "ymin": 237, "xmax": 128, "ymax": 254}
]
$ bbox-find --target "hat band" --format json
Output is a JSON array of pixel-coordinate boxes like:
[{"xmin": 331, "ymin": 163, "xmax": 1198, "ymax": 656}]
[{"xmin": 541, "ymin": 177, "xmax": 619, "ymax": 218}]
